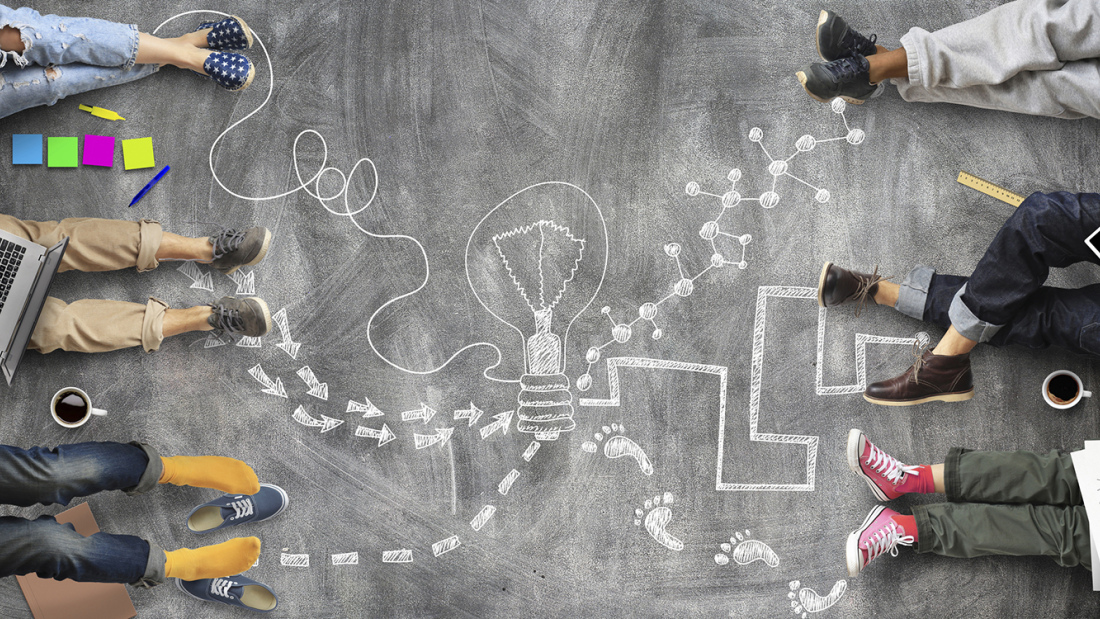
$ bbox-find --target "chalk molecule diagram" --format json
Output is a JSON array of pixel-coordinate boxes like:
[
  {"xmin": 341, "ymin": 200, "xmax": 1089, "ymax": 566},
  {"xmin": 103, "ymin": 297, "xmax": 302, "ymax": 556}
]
[{"xmin": 576, "ymin": 99, "xmax": 865, "ymax": 391}]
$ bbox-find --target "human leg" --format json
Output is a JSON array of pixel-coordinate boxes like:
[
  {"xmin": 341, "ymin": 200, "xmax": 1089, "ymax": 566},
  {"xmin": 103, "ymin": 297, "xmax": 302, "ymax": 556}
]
[
  {"xmin": 0, "ymin": 215, "xmax": 163, "ymax": 273},
  {"xmin": 945, "ymin": 447, "xmax": 1082, "ymax": 506},
  {"xmin": 0, "ymin": 442, "xmax": 157, "ymax": 508},
  {"xmin": 0, "ymin": 515, "xmax": 158, "ymax": 585}
]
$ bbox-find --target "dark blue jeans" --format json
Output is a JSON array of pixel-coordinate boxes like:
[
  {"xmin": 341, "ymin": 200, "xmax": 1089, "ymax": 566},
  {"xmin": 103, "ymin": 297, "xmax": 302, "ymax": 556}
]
[
  {"xmin": 896, "ymin": 192, "xmax": 1100, "ymax": 355},
  {"xmin": 0, "ymin": 442, "xmax": 166, "ymax": 586}
]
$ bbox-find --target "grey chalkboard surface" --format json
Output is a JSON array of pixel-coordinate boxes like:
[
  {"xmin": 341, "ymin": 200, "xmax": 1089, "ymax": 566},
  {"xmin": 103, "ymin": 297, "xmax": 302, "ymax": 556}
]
[{"xmin": 2, "ymin": 0, "xmax": 1099, "ymax": 617}]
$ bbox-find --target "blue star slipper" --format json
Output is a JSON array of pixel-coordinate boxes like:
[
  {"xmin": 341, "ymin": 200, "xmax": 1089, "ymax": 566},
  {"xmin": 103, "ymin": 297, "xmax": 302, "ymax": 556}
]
[
  {"xmin": 195, "ymin": 16, "xmax": 253, "ymax": 51},
  {"xmin": 177, "ymin": 574, "xmax": 278, "ymax": 612},
  {"xmin": 203, "ymin": 52, "xmax": 256, "ymax": 92},
  {"xmin": 187, "ymin": 483, "xmax": 288, "ymax": 534}
]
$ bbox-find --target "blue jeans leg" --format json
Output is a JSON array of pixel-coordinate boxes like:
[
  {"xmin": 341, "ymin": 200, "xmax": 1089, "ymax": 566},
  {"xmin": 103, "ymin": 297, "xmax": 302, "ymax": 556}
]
[
  {"xmin": 0, "ymin": 442, "xmax": 161, "ymax": 507},
  {"xmin": 0, "ymin": 516, "xmax": 153, "ymax": 584},
  {"xmin": 0, "ymin": 6, "xmax": 158, "ymax": 118}
]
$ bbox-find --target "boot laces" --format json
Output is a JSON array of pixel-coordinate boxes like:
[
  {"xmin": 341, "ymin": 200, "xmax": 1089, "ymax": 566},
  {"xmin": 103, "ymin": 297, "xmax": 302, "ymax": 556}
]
[
  {"xmin": 862, "ymin": 521, "xmax": 914, "ymax": 565},
  {"xmin": 211, "ymin": 227, "xmax": 247, "ymax": 260},
  {"xmin": 865, "ymin": 442, "xmax": 919, "ymax": 485},
  {"xmin": 908, "ymin": 341, "xmax": 931, "ymax": 384},
  {"xmin": 847, "ymin": 265, "xmax": 886, "ymax": 317},
  {"xmin": 843, "ymin": 29, "xmax": 877, "ymax": 56},
  {"xmin": 822, "ymin": 55, "xmax": 868, "ymax": 82},
  {"xmin": 210, "ymin": 303, "xmax": 245, "ymax": 334}
]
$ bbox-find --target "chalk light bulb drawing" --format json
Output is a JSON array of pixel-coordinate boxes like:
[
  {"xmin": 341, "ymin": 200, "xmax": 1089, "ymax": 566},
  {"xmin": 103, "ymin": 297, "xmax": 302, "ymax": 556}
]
[{"xmin": 465, "ymin": 182, "xmax": 608, "ymax": 440}]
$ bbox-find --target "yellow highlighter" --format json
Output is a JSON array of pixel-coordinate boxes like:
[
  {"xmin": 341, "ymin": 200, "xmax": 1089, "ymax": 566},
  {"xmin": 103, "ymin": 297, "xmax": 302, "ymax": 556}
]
[{"xmin": 78, "ymin": 104, "xmax": 125, "ymax": 121}]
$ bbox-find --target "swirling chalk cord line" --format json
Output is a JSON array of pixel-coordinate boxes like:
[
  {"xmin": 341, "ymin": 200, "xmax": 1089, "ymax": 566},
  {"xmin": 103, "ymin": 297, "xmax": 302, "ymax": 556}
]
[{"xmin": 154, "ymin": 11, "xmax": 514, "ymax": 383}]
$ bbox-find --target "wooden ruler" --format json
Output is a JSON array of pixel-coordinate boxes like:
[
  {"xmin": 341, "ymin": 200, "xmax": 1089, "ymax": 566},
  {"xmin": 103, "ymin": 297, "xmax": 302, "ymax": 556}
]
[{"xmin": 956, "ymin": 171, "xmax": 1025, "ymax": 207}]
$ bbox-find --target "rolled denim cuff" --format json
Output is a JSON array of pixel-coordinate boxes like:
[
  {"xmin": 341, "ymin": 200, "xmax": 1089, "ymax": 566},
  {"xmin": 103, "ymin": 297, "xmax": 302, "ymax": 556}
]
[
  {"xmin": 133, "ymin": 539, "xmax": 166, "ymax": 588},
  {"xmin": 948, "ymin": 284, "xmax": 1003, "ymax": 342},
  {"xmin": 943, "ymin": 447, "xmax": 968, "ymax": 503},
  {"xmin": 126, "ymin": 442, "xmax": 162, "ymax": 496},
  {"xmin": 912, "ymin": 504, "xmax": 935, "ymax": 554},
  {"xmin": 895, "ymin": 265, "xmax": 934, "ymax": 320}
]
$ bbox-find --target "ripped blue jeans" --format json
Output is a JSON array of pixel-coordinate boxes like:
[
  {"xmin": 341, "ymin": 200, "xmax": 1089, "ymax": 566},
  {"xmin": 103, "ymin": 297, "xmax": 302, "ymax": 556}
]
[{"xmin": 0, "ymin": 5, "xmax": 158, "ymax": 119}]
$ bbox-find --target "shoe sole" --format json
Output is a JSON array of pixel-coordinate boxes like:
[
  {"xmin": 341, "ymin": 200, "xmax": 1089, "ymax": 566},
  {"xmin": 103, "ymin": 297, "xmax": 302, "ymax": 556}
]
[
  {"xmin": 796, "ymin": 71, "xmax": 882, "ymax": 105},
  {"xmin": 863, "ymin": 389, "xmax": 975, "ymax": 406},
  {"xmin": 817, "ymin": 261, "xmax": 832, "ymax": 307},
  {"xmin": 246, "ymin": 297, "xmax": 273, "ymax": 335},
  {"xmin": 847, "ymin": 428, "xmax": 890, "ymax": 501},
  {"xmin": 222, "ymin": 228, "xmax": 272, "ymax": 275},
  {"xmin": 846, "ymin": 505, "xmax": 886, "ymax": 577}
]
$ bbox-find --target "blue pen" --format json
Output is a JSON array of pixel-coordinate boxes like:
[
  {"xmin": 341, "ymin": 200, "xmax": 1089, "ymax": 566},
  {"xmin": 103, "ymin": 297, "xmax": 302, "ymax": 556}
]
[{"xmin": 128, "ymin": 165, "xmax": 170, "ymax": 207}]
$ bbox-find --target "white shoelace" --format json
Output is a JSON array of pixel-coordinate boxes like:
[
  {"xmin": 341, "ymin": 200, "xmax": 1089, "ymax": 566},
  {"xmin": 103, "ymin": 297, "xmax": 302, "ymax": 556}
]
[
  {"xmin": 866, "ymin": 442, "xmax": 920, "ymax": 485},
  {"xmin": 228, "ymin": 499, "xmax": 254, "ymax": 520},
  {"xmin": 862, "ymin": 521, "xmax": 914, "ymax": 564}
]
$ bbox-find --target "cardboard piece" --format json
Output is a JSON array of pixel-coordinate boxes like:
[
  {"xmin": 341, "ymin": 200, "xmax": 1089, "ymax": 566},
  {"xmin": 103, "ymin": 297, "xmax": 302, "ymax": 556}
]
[
  {"xmin": 47, "ymin": 137, "xmax": 80, "ymax": 168},
  {"xmin": 15, "ymin": 502, "xmax": 137, "ymax": 619},
  {"xmin": 121, "ymin": 138, "xmax": 154, "ymax": 171},
  {"xmin": 81, "ymin": 135, "xmax": 115, "ymax": 167},
  {"xmin": 12, "ymin": 134, "xmax": 43, "ymax": 165}
]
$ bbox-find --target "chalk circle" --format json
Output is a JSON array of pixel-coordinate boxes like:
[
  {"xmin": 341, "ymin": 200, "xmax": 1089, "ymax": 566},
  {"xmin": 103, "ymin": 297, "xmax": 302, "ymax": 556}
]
[
  {"xmin": 767, "ymin": 160, "xmax": 788, "ymax": 177},
  {"xmin": 795, "ymin": 135, "xmax": 816, "ymax": 152},
  {"xmin": 699, "ymin": 221, "xmax": 720, "ymax": 241},
  {"xmin": 748, "ymin": 127, "xmax": 763, "ymax": 142},
  {"xmin": 846, "ymin": 129, "xmax": 865, "ymax": 145},
  {"xmin": 685, "ymin": 181, "xmax": 701, "ymax": 197},
  {"xmin": 576, "ymin": 374, "xmax": 593, "ymax": 391},
  {"xmin": 638, "ymin": 303, "xmax": 658, "ymax": 320},
  {"xmin": 674, "ymin": 278, "xmax": 694, "ymax": 297},
  {"xmin": 585, "ymin": 347, "xmax": 601, "ymax": 364},
  {"xmin": 739, "ymin": 234, "xmax": 752, "ymax": 245},
  {"xmin": 721, "ymin": 191, "xmax": 741, "ymax": 208},
  {"xmin": 737, "ymin": 260, "xmax": 748, "ymax": 269},
  {"xmin": 710, "ymin": 253, "xmax": 725, "ymax": 268},
  {"xmin": 715, "ymin": 554, "xmax": 730, "ymax": 565},
  {"xmin": 815, "ymin": 189, "xmax": 831, "ymax": 203},
  {"xmin": 664, "ymin": 242, "xmax": 681, "ymax": 257},
  {"xmin": 915, "ymin": 331, "xmax": 931, "ymax": 348},
  {"xmin": 831, "ymin": 98, "xmax": 847, "ymax": 114},
  {"xmin": 601, "ymin": 306, "xmax": 611, "ymax": 314},
  {"xmin": 760, "ymin": 191, "xmax": 780, "ymax": 209},
  {"xmin": 612, "ymin": 323, "xmax": 632, "ymax": 343},
  {"xmin": 651, "ymin": 328, "xmax": 663, "ymax": 340},
  {"xmin": 727, "ymin": 168, "xmax": 742, "ymax": 183}
]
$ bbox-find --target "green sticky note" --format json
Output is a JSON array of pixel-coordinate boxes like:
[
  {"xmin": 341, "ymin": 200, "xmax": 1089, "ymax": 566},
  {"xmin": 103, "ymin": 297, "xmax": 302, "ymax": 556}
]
[
  {"xmin": 121, "ymin": 137, "xmax": 154, "ymax": 170},
  {"xmin": 47, "ymin": 136, "xmax": 79, "ymax": 168}
]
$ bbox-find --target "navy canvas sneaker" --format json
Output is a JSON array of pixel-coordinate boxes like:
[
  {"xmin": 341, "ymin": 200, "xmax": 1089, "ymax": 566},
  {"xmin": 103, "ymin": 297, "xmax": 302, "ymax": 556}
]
[
  {"xmin": 796, "ymin": 55, "xmax": 884, "ymax": 104},
  {"xmin": 195, "ymin": 16, "xmax": 254, "ymax": 51},
  {"xmin": 187, "ymin": 483, "xmax": 289, "ymax": 534},
  {"xmin": 203, "ymin": 51, "xmax": 256, "ymax": 92},
  {"xmin": 177, "ymin": 574, "xmax": 278, "ymax": 612},
  {"xmin": 816, "ymin": 10, "xmax": 878, "ymax": 61}
]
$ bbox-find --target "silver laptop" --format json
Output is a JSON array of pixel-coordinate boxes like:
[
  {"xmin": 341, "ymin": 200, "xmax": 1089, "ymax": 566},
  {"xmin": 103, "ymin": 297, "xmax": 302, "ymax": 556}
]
[{"xmin": 0, "ymin": 229, "xmax": 68, "ymax": 385}]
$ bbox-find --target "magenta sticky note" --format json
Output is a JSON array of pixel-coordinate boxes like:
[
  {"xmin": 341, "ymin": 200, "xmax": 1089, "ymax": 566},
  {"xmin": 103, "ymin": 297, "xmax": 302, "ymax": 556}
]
[{"xmin": 81, "ymin": 134, "xmax": 115, "ymax": 167}]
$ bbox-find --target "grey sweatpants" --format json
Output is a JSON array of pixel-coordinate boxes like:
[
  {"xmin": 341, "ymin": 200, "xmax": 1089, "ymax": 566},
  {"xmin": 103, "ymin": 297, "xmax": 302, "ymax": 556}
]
[
  {"xmin": 913, "ymin": 448, "xmax": 1091, "ymax": 570},
  {"xmin": 896, "ymin": 0, "xmax": 1100, "ymax": 119}
]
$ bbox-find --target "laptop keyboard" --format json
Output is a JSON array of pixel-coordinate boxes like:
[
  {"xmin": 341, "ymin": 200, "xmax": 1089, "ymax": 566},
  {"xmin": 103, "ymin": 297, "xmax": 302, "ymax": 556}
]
[{"xmin": 0, "ymin": 239, "xmax": 27, "ymax": 313}]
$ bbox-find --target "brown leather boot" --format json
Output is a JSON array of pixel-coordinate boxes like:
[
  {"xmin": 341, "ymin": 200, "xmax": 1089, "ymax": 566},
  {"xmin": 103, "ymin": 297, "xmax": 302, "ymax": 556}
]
[
  {"xmin": 817, "ymin": 262, "xmax": 886, "ymax": 316},
  {"xmin": 863, "ymin": 349, "xmax": 974, "ymax": 406}
]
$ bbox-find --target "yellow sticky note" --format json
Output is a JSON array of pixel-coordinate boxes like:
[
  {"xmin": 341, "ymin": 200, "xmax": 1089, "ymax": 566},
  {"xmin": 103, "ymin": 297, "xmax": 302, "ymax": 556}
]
[{"xmin": 121, "ymin": 137, "xmax": 154, "ymax": 170}]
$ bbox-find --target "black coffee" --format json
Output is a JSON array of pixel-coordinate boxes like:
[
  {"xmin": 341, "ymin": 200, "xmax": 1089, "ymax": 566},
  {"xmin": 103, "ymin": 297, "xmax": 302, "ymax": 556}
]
[
  {"xmin": 55, "ymin": 392, "xmax": 89, "ymax": 424},
  {"xmin": 1048, "ymin": 374, "xmax": 1080, "ymax": 404}
]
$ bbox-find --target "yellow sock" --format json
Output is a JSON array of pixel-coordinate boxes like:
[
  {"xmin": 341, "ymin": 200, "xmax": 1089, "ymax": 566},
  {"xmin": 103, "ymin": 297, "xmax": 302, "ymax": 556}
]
[
  {"xmin": 159, "ymin": 456, "xmax": 260, "ymax": 495},
  {"xmin": 164, "ymin": 537, "xmax": 261, "ymax": 581}
]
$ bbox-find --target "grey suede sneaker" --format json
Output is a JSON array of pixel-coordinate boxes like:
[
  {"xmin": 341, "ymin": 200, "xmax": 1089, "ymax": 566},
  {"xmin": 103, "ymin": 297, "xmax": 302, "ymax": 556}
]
[
  {"xmin": 209, "ymin": 297, "xmax": 272, "ymax": 337},
  {"xmin": 209, "ymin": 227, "xmax": 271, "ymax": 275}
]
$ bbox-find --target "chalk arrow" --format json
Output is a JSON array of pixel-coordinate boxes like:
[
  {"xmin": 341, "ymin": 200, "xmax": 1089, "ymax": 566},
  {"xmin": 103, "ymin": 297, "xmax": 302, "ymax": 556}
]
[
  {"xmin": 479, "ymin": 410, "xmax": 514, "ymax": 440},
  {"xmin": 297, "ymin": 366, "xmax": 329, "ymax": 401},
  {"xmin": 348, "ymin": 397, "xmax": 385, "ymax": 418},
  {"xmin": 192, "ymin": 271, "xmax": 214, "ymax": 292},
  {"xmin": 276, "ymin": 340, "xmax": 301, "ymax": 359},
  {"xmin": 292, "ymin": 405, "xmax": 344, "ymax": 433},
  {"xmin": 355, "ymin": 423, "xmax": 396, "ymax": 446},
  {"xmin": 272, "ymin": 308, "xmax": 301, "ymax": 359},
  {"xmin": 248, "ymin": 364, "xmax": 288, "ymax": 398},
  {"xmin": 401, "ymin": 403, "xmax": 436, "ymax": 424},
  {"xmin": 454, "ymin": 402, "xmax": 484, "ymax": 427},
  {"xmin": 228, "ymin": 269, "xmax": 255, "ymax": 296},
  {"xmin": 414, "ymin": 427, "xmax": 454, "ymax": 450}
]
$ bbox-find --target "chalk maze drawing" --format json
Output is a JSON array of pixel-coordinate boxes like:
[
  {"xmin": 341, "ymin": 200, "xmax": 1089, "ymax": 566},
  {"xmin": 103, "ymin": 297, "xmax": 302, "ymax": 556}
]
[
  {"xmin": 634, "ymin": 492, "xmax": 683, "ymax": 551},
  {"xmin": 713, "ymin": 530, "xmax": 779, "ymax": 567},
  {"xmin": 788, "ymin": 580, "xmax": 848, "ymax": 618},
  {"xmin": 580, "ymin": 423, "xmax": 654, "ymax": 476}
]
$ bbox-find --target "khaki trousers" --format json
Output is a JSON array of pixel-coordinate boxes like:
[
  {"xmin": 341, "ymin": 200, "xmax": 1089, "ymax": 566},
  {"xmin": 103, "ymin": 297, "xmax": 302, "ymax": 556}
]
[{"xmin": 0, "ymin": 215, "xmax": 167, "ymax": 353}]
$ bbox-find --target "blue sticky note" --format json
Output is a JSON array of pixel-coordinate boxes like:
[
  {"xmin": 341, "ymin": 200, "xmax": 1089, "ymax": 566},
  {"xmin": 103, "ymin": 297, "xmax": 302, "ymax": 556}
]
[{"xmin": 12, "ymin": 134, "xmax": 43, "ymax": 165}]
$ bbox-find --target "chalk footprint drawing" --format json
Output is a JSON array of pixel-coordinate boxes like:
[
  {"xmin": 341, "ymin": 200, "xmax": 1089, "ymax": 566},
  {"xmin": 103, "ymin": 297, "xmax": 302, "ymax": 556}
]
[
  {"xmin": 634, "ymin": 492, "xmax": 683, "ymax": 551},
  {"xmin": 581, "ymin": 423, "xmax": 654, "ymax": 475},
  {"xmin": 713, "ymin": 530, "xmax": 779, "ymax": 567},
  {"xmin": 788, "ymin": 579, "xmax": 848, "ymax": 618}
]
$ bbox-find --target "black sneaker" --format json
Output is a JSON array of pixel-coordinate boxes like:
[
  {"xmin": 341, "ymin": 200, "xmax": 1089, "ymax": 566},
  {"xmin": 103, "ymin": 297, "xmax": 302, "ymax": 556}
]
[
  {"xmin": 796, "ymin": 55, "xmax": 884, "ymax": 104},
  {"xmin": 209, "ymin": 227, "xmax": 271, "ymax": 275},
  {"xmin": 816, "ymin": 10, "xmax": 878, "ymax": 61},
  {"xmin": 209, "ymin": 297, "xmax": 272, "ymax": 337}
]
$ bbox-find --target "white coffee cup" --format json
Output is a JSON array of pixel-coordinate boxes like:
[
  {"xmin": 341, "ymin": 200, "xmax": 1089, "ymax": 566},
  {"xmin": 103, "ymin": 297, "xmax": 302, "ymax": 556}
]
[
  {"xmin": 1041, "ymin": 371, "xmax": 1092, "ymax": 409},
  {"xmin": 50, "ymin": 387, "xmax": 108, "ymax": 428}
]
